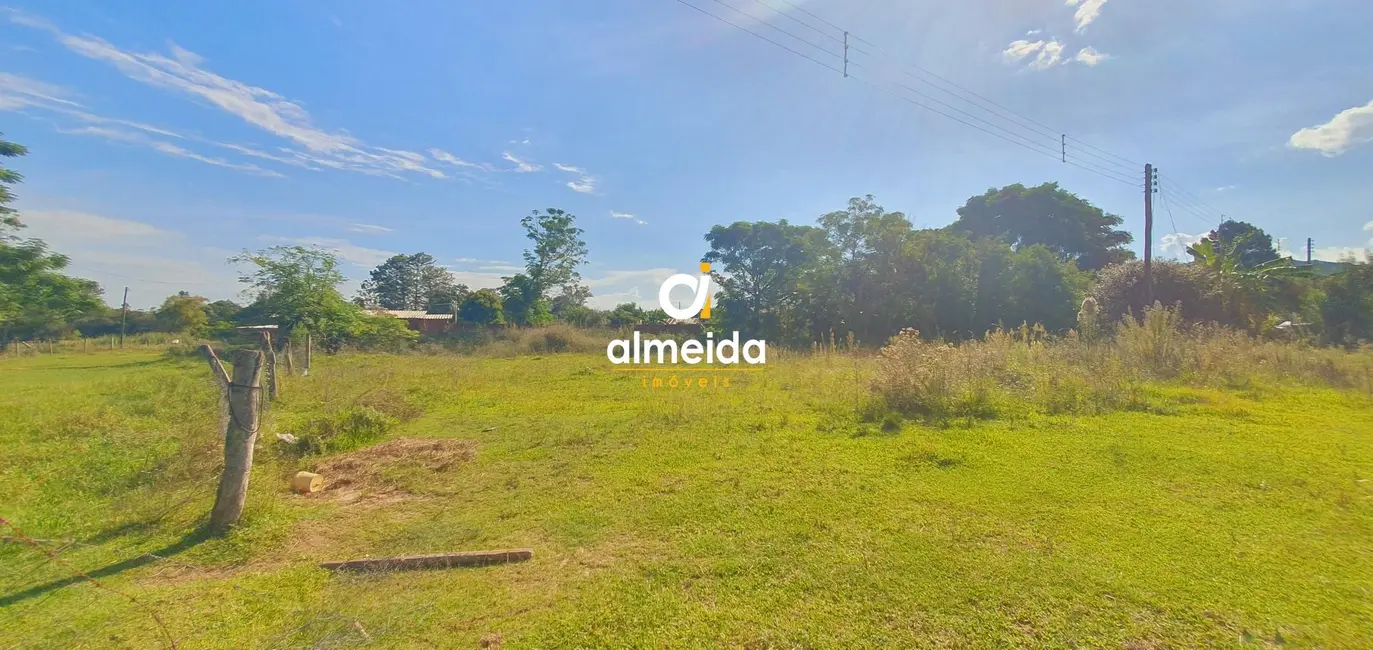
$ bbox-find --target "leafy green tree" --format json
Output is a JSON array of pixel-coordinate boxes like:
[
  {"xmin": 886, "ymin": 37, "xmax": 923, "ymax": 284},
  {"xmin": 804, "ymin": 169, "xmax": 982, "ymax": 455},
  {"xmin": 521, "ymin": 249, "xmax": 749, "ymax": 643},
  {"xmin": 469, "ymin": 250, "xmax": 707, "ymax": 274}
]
[
  {"xmin": 360, "ymin": 253, "xmax": 460, "ymax": 310},
  {"xmin": 155, "ymin": 291, "xmax": 209, "ymax": 335},
  {"xmin": 607, "ymin": 302, "xmax": 647, "ymax": 326},
  {"xmin": 0, "ymin": 135, "xmax": 104, "ymax": 339},
  {"xmin": 704, "ymin": 219, "xmax": 819, "ymax": 341},
  {"xmin": 1318, "ymin": 255, "xmax": 1373, "ymax": 345},
  {"xmin": 1, "ymin": 132, "xmax": 26, "ymax": 235},
  {"xmin": 1193, "ymin": 220, "xmax": 1279, "ymax": 269},
  {"xmin": 231, "ymin": 246, "xmax": 415, "ymax": 350},
  {"xmin": 1187, "ymin": 234, "xmax": 1307, "ymax": 328},
  {"xmin": 952, "ymin": 182, "xmax": 1134, "ymax": 270},
  {"xmin": 425, "ymin": 283, "xmax": 470, "ymax": 314},
  {"xmin": 499, "ymin": 273, "xmax": 552, "ymax": 325},
  {"xmin": 1006, "ymin": 245, "xmax": 1089, "ymax": 332},
  {"xmin": 519, "ymin": 208, "xmax": 589, "ymax": 309},
  {"xmin": 459, "ymin": 288, "xmax": 505, "ymax": 325},
  {"xmin": 555, "ymin": 304, "xmax": 608, "ymax": 327},
  {"xmin": 812, "ymin": 195, "xmax": 919, "ymax": 343}
]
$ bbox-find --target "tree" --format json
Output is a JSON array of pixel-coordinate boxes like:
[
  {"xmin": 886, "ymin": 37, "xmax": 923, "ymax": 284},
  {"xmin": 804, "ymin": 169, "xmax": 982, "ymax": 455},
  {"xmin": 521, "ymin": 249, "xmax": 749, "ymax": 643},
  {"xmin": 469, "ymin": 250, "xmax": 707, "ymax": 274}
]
[
  {"xmin": 499, "ymin": 273, "xmax": 552, "ymax": 325},
  {"xmin": 1319, "ymin": 255, "xmax": 1373, "ymax": 345},
  {"xmin": 359, "ymin": 253, "xmax": 461, "ymax": 311},
  {"xmin": 231, "ymin": 246, "xmax": 415, "ymax": 350},
  {"xmin": 519, "ymin": 208, "xmax": 589, "ymax": 304},
  {"xmin": 1, "ymin": 132, "xmax": 26, "ymax": 235},
  {"xmin": 1187, "ymin": 233, "xmax": 1307, "ymax": 329},
  {"xmin": 704, "ymin": 219, "xmax": 820, "ymax": 341},
  {"xmin": 459, "ymin": 289, "xmax": 505, "ymax": 325},
  {"xmin": 951, "ymin": 182, "xmax": 1134, "ymax": 270},
  {"xmin": 426, "ymin": 283, "xmax": 470, "ymax": 314},
  {"xmin": 1191, "ymin": 220, "xmax": 1279, "ymax": 269},
  {"xmin": 607, "ymin": 302, "xmax": 647, "ymax": 327},
  {"xmin": 0, "ymin": 135, "xmax": 104, "ymax": 340},
  {"xmin": 156, "ymin": 292, "xmax": 209, "ymax": 335}
]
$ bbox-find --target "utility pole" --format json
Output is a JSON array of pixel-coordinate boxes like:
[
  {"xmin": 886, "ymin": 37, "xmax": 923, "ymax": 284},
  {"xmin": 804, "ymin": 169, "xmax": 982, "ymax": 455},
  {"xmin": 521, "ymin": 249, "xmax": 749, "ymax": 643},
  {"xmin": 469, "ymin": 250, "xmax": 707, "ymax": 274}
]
[
  {"xmin": 1307, "ymin": 238, "xmax": 1313, "ymax": 266},
  {"xmin": 1061, "ymin": 134, "xmax": 1066, "ymax": 163},
  {"xmin": 1143, "ymin": 164, "xmax": 1154, "ymax": 306},
  {"xmin": 118, "ymin": 287, "xmax": 129, "ymax": 349}
]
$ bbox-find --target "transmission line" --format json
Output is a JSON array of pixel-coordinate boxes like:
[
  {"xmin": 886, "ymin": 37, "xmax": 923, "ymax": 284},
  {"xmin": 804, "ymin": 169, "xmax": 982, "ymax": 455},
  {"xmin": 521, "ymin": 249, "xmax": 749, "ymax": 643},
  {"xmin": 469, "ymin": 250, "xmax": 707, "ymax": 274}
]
[{"xmin": 672, "ymin": 0, "xmax": 1142, "ymax": 188}]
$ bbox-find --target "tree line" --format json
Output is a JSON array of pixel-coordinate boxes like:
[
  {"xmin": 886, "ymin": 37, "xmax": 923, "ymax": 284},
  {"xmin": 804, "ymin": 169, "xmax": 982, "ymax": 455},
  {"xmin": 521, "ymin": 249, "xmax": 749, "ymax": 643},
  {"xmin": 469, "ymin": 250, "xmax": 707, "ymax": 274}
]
[{"xmin": 4, "ymin": 132, "xmax": 1372, "ymax": 348}]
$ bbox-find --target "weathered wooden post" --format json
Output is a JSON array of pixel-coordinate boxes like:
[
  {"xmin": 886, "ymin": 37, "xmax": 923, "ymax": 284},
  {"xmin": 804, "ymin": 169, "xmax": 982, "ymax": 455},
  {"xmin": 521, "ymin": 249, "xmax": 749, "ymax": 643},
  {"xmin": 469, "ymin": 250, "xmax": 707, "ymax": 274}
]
[
  {"xmin": 259, "ymin": 331, "xmax": 278, "ymax": 401},
  {"xmin": 283, "ymin": 340, "xmax": 295, "ymax": 376},
  {"xmin": 304, "ymin": 333, "xmax": 312, "ymax": 377},
  {"xmin": 208, "ymin": 349, "xmax": 264, "ymax": 536}
]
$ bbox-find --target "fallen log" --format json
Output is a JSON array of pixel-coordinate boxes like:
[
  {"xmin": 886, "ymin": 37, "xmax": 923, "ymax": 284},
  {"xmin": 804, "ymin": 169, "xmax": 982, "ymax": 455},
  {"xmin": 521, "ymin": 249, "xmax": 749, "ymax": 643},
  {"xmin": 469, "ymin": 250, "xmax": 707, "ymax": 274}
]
[{"xmin": 319, "ymin": 549, "xmax": 533, "ymax": 572}]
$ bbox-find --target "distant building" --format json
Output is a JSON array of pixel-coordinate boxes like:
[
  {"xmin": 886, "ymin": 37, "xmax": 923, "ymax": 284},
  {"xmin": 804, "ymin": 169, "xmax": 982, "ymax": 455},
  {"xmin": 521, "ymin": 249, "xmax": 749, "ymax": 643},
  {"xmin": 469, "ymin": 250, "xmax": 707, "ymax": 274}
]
[{"xmin": 374, "ymin": 309, "xmax": 455, "ymax": 334}]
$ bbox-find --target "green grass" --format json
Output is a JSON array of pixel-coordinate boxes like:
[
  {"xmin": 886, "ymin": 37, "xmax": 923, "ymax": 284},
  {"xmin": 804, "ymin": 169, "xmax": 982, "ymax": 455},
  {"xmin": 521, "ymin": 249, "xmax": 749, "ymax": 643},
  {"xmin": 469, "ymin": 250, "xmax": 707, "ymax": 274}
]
[{"xmin": 2, "ymin": 349, "xmax": 1371, "ymax": 648}]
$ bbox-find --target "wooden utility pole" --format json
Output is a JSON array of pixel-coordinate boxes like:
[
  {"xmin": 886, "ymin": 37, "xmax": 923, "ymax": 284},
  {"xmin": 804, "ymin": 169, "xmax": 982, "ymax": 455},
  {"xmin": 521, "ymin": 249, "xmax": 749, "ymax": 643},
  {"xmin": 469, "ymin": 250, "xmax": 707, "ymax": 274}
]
[
  {"xmin": 118, "ymin": 287, "xmax": 130, "ymax": 349},
  {"xmin": 208, "ymin": 349, "xmax": 264, "ymax": 536},
  {"xmin": 1143, "ymin": 164, "xmax": 1154, "ymax": 306}
]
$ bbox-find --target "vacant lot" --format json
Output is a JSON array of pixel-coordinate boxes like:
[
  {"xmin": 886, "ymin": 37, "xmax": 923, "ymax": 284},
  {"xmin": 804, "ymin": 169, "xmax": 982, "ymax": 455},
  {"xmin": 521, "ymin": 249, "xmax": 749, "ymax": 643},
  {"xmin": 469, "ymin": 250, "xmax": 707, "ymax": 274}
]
[{"xmin": 2, "ymin": 349, "xmax": 1371, "ymax": 648}]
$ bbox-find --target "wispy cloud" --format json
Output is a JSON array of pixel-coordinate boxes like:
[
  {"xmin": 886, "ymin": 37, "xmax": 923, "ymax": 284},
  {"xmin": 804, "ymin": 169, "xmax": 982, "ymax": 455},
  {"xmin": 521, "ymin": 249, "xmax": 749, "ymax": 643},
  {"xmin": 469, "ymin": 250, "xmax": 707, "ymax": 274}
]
[
  {"xmin": 7, "ymin": 8, "xmax": 452, "ymax": 180},
  {"xmin": 260, "ymin": 236, "xmax": 396, "ymax": 268},
  {"xmin": 1288, "ymin": 98, "xmax": 1373, "ymax": 157},
  {"xmin": 348, "ymin": 223, "xmax": 394, "ymax": 234},
  {"xmin": 1065, "ymin": 0, "xmax": 1108, "ymax": 33},
  {"xmin": 1364, "ymin": 221, "xmax": 1373, "ymax": 232},
  {"xmin": 1215, "ymin": 185, "xmax": 1237, "ymax": 192},
  {"xmin": 502, "ymin": 152, "xmax": 541, "ymax": 173},
  {"xmin": 554, "ymin": 162, "xmax": 597, "ymax": 193},
  {"xmin": 611, "ymin": 210, "xmax": 646, "ymax": 225},
  {"xmin": 1312, "ymin": 246, "xmax": 1370, "ymax": 262}
]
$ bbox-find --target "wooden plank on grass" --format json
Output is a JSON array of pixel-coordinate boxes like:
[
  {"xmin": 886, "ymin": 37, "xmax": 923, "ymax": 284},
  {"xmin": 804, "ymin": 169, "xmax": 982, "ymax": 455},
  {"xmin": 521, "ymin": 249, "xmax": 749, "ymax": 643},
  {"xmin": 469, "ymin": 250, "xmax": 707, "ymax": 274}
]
[{"xmin": 319, "ymin": 549, "xmax": 533, "ymax": 572}]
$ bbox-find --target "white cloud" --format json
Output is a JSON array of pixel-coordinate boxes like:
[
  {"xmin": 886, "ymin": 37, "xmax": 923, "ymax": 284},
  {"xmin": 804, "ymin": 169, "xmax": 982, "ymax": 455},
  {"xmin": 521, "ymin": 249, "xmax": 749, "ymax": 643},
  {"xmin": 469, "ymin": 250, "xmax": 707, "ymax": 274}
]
[
  {"xmin": 1065, "ymin": 0, "xmax": 1108, "ymax": 33},
  {"xmin": 502, "ymin": 152, "xmax": 541, "ymax": 173},
  {"xmin": 1003, "ymin": 39, "xmax": 1044, "ymax": 63},
  {"xmin": 348, "ymin": 223, "xmax": 394, "ymax": 234},
  {"xmin": 20, "ymin": 209, "xmax": 240, "ymax": 307},
  {"xmin": 554, "ymin": 162, "xmax": 597, "ymax": 193},
  {"xmin": 261, "ymin": 236, "xmax": 396, "ymax": 268},
  {"xmin": 429, "ymin": 148, "xmax": 490, "ymax": 170},
  {"xmin": 1312, "ymin": 246, "xmax": 1370, "ymax": 262},
  {"xmin": 1159, "ymin": 232, "xmax": 1207, "ymax": 258},
  {"xmin": 8, "ymin": 8, "xmax": 451, "ymax": 179},
  {"xmin": 1073, "ymin": 46, "xmax": 1108, "ymax": 66},
  {"xmin": 1288, "ymin": 98, "xmax": 1373, "ymax": 157},
  {"xmin": 151, "ymin": 141, "xmax": 285, "ymax": 177},
  {"xmin": 611, "ymin": 211, "xmax": 646, "ymax": 225},
  {"xmin": 1363, "ymin": 221, "xmax": 1373, "ymax": 232},
  {"xmin": 583, "ymin": 268, "xmax": 678, "ymax": 309},
  {"xmin": 1003, "ymin": 39, "xmax": 1067, "ymax": 70},
  {"xmin": 0, "ymin": 71, "xmax": 81, "ymax": 108},
  {"xmin": 1215, "ymin": 185, "xmax": 1237, "ymax": 192}
]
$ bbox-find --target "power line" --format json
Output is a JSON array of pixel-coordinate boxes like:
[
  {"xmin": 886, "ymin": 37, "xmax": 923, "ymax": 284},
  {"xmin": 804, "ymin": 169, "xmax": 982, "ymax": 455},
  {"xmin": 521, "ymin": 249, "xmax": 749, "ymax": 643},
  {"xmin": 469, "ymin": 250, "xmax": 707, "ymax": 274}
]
[
  {"xmin": 672, "ymin": 0, "xmax": 1142, "ymax": 187},
  {"xmin": 668, "ymin": 0, "xmax": 847, "ymax": 76},
  {"xmin": 696, "ymin": 0, "xmax": 849, "ymax": 65}
]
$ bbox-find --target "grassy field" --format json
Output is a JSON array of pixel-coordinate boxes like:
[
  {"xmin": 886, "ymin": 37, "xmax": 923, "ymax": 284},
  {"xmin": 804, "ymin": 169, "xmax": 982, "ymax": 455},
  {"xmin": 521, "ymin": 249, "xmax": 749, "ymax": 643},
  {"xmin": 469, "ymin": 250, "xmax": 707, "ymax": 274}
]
[{"xmin": 2, "ymin": 347, "xmax": 1372, "ymax": 648}]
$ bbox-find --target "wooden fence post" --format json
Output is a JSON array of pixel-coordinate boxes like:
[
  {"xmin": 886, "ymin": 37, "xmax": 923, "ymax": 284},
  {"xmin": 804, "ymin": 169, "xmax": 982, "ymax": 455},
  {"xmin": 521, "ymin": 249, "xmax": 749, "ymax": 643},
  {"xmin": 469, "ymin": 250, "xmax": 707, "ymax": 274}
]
[
  {"xmin": 304, "ymin": 333, "xmax": 312, "ymax": 377},
  {"xmin": 208, "ymin": 349, "xmax": 263, "ymax": 536},
  {"xmin": 259, "ymin": 331, "xmax": 278, "ymax": 401},
  {"xmin": 201, "ymin": 345, "xmax": 232, "ymax": 434},
  {"xmin": 283, "ymin": 340, "xmax": 295, "ymax": 376}
]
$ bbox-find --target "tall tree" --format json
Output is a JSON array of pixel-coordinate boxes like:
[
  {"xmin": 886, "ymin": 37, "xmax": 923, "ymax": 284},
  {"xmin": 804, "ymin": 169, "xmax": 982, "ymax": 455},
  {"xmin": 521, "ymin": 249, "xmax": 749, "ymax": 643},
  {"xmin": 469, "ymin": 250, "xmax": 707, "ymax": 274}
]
[
  {"xmin": 1, "ymin": 132, "xmax": 26, "ymax": 235},
  {"xmin": 0, "ymin": 135, "xmax": 104, "ymax": 339},
  {"xmin": 156, "ymin": 292, "xmax": 210, "ymax": 335},
  {"xmin": 459, "ymin": 288, "xmax": 505, "ymax": 325},
  {"xmin": 951, "ymin": 182, "xmax": 1134, "ymax": 270},
  {"xmin": 704, "ymin": 219, "xmax": 820, "ymax": 340},
  {"xmin": 519, "ymin": 208, "xmax": 588, "ymax": 302},
  {"xmin": 231, "ymin": 246, "xmax": 356, "ymax": 341},
  {"xmin": 1192, "ymin": 220, "xmax": 1280, "ymax": 269},
  {"xmin": 359, "ymin": 253, "xmax": 460, "ymax": 310}
]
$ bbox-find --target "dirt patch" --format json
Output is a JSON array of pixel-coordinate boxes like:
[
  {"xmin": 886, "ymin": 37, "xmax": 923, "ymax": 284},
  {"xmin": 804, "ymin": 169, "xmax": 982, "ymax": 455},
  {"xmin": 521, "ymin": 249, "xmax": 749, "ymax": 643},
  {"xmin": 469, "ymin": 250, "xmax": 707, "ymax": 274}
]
[{"xmin": 311, "ymin": 438, "xmax": 476, "ymax": 503}]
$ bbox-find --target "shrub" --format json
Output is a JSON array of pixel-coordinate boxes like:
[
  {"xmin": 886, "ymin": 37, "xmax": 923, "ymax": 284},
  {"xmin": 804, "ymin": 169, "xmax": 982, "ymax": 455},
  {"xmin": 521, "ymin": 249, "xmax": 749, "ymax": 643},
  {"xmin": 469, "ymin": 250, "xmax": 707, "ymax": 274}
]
[{"xmin": 1092, "ymin": 260, "xmax": 1226, "ymax": 325}]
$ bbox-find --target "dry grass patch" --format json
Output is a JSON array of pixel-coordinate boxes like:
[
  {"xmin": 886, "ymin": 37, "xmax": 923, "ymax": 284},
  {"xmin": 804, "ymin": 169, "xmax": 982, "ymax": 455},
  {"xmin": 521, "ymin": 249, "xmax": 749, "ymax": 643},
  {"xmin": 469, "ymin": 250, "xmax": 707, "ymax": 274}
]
[{"xmin": 311, "ymin": 438, "xmax": 476, "ymax": 503}]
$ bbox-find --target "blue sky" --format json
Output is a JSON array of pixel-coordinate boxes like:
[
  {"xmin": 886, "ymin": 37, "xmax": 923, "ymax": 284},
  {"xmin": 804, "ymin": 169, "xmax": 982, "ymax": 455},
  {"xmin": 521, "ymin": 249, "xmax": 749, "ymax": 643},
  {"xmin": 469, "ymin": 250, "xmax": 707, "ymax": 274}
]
[{"xmin": 2, "ymin": 0, "xmax": 1370, "ymax": 309}]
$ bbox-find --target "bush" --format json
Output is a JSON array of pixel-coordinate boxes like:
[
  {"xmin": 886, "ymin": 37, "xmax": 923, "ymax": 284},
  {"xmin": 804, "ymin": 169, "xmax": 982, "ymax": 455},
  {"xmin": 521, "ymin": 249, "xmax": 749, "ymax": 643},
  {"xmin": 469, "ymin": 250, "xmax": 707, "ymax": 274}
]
[
  {"xmin": 872, "ymin": 305, "xmax": 1373, "ymax": 421},
  {"xmin": 1092, "ymin": 260, "xmax": 1225, "ymax": 325}
]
